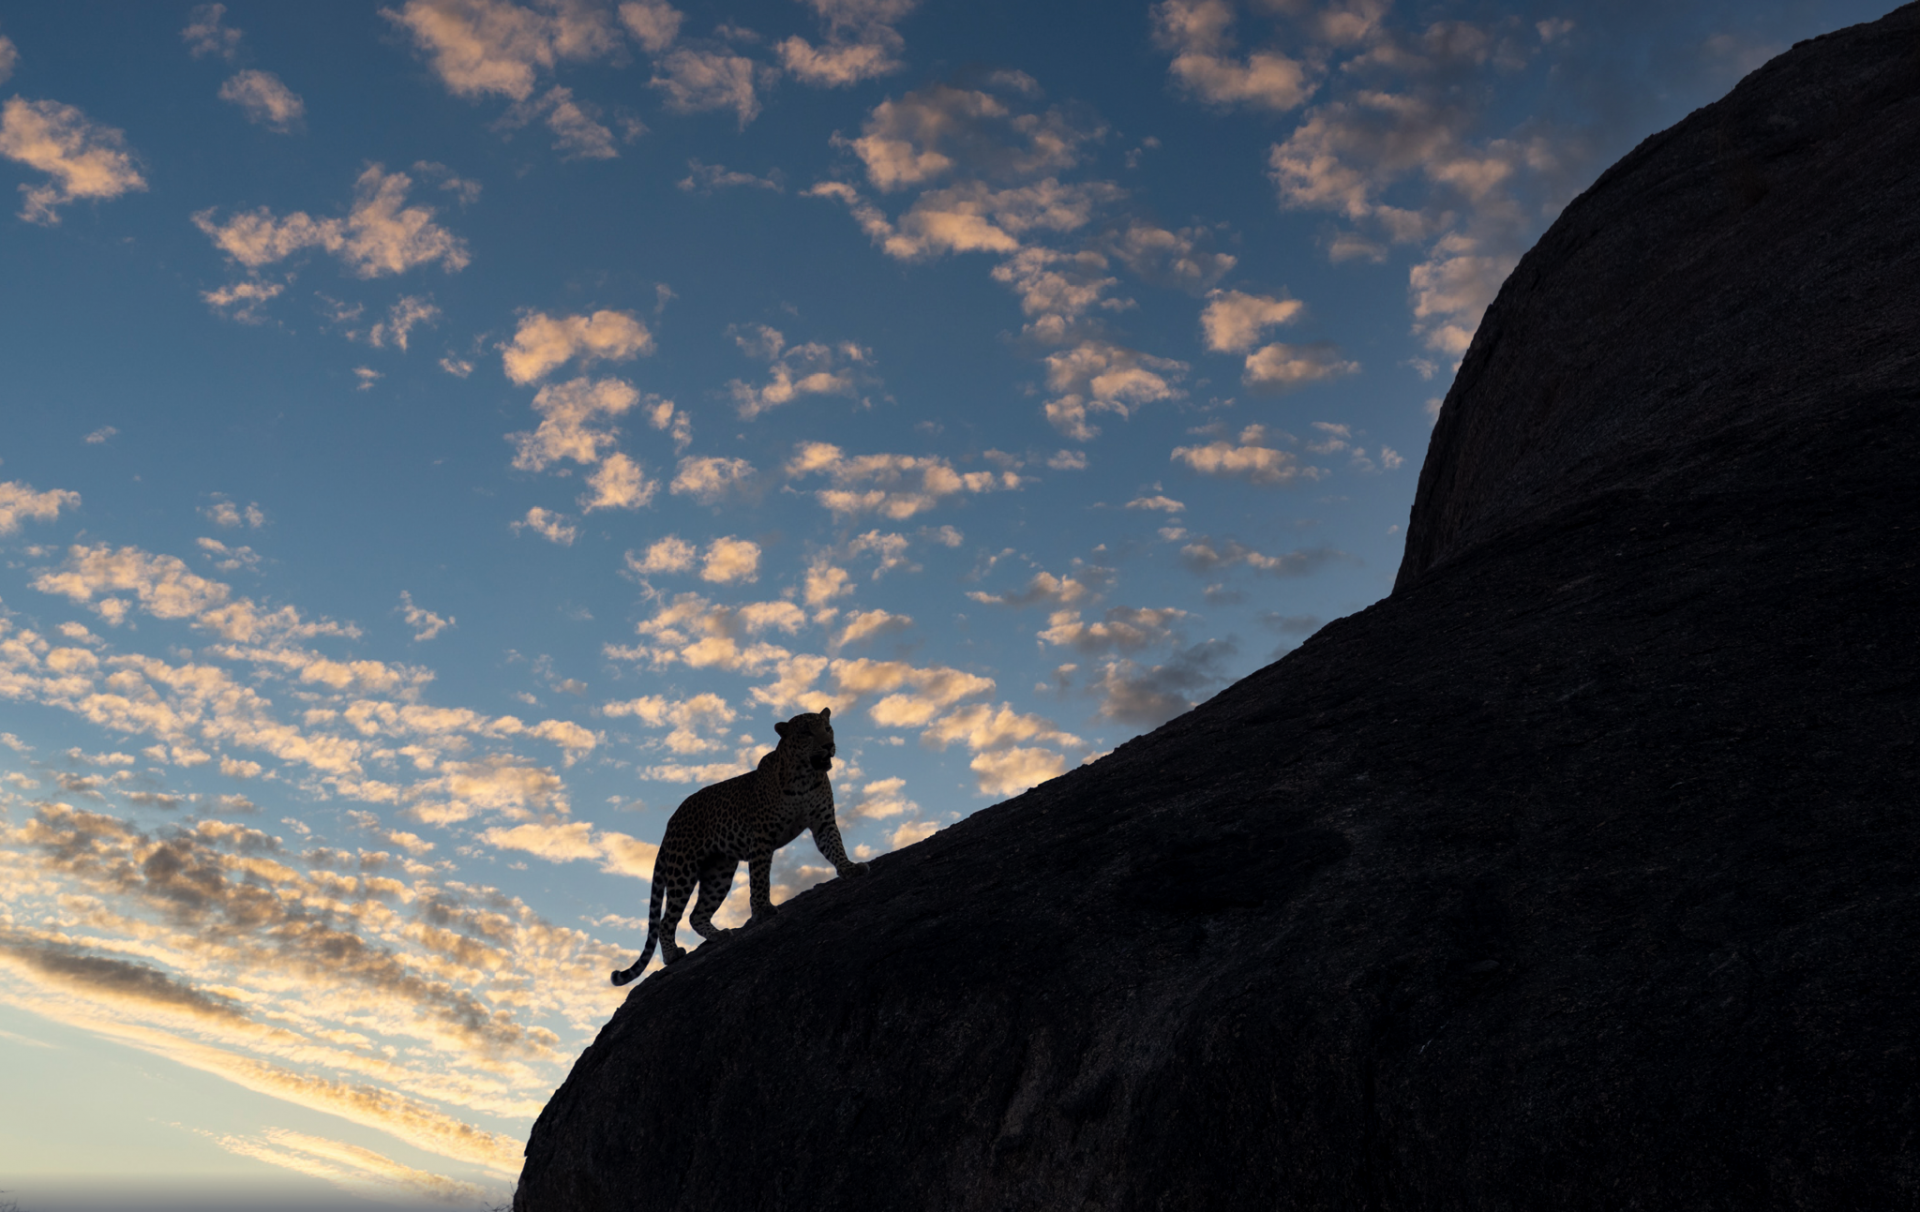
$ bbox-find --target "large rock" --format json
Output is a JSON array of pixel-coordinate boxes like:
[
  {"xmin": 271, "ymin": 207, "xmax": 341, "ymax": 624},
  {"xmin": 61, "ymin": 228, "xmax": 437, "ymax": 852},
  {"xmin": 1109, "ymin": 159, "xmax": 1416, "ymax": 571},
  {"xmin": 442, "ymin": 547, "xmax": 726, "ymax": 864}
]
[{"xmin": 516, "ymin": 8, "xmax": 1920, "ymax": 1210}]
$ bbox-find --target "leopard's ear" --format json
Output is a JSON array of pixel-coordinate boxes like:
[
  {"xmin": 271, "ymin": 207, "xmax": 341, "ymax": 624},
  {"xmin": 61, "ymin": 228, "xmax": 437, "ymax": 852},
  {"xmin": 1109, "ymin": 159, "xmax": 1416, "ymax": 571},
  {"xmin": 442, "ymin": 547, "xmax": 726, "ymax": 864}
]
[
  {"xmin": 819, "ymin": 707, "xmax": 830, "ymax": 721},
  {"xmin": 774, "ymin": 721, "xmax": 790, "ymax": 738}
]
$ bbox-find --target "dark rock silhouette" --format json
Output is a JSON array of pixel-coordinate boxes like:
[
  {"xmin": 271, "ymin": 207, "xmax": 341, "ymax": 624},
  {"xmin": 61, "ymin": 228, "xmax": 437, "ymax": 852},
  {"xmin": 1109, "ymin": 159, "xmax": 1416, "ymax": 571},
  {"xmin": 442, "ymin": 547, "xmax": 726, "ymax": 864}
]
[{"xmin": 516, "ymin": 8, "xmax": 1920, "ymax": 1209}]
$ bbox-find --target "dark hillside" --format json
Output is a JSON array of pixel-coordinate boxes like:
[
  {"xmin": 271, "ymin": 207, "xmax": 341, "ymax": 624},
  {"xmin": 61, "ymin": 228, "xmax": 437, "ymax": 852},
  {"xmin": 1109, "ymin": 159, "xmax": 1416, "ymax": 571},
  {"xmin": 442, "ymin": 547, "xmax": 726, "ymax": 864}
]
[{"xmin": 516, "ymin": 7, "xmax": 1920, "ymax": 1208}]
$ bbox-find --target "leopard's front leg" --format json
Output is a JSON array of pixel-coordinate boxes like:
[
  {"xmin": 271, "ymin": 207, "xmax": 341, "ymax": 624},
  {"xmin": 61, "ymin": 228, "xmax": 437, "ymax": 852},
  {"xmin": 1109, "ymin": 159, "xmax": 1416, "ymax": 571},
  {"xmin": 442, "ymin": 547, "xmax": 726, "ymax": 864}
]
[
  {"xmin": 745, "ymin": 848, "xmax": 779, "ymax": 924},
  {"xmin": 810, "ymin": 798, "xmax": 869, "ymax": 878}
]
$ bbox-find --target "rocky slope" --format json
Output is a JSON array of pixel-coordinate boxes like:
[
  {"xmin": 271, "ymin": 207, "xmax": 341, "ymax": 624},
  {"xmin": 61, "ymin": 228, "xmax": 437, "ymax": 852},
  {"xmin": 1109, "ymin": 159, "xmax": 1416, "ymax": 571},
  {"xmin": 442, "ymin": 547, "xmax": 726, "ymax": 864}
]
[{"xmin": 516, "ymin": 7, "xmax": 1920, "ymax": 1209}]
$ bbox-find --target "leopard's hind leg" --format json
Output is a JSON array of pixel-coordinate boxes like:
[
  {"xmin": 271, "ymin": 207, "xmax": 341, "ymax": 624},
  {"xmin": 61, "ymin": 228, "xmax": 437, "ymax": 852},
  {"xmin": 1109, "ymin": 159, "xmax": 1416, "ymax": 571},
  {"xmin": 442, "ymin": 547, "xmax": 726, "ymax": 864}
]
[
  {"xmin": 687, "ymin": 854, "xmax": 739, "ymax": 942},
  {"xmin": 655, "ymin": 867, "xmax": 697, "ymax": 964}
]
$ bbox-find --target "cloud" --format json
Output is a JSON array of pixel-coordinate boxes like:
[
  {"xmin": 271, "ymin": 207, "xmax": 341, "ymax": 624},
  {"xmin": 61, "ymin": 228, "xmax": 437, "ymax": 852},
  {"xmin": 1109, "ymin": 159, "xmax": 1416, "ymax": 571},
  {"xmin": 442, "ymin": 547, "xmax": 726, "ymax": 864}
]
[
  {"xmin": 1048, "ymin": 450, "xmax": 1087, "ymax": 471},
  {"xmin": 727, "ymin": 324, "xmax": 871, "ymax": 419},
  {"xmin": 1041, "ymin": 340, "xmax": 1186, "ymax": 441},
  {"xmin": 510, "ymin": 506, "xmax": 577, "ymax": 545},
  {"xmin": 677, "ymin": 159, "xmax": 781, "ymax": 193},
  {"xmin": 850, "ymin": 775, "xmax": 916, "ymax": 820},
  {"xmin": 1171, "ymin": 424, "xmax": 1324, "ymax": 486},
  {"xmin": 193, "ymin": 164, "xmax": 470, "ymax": 278},
  {"xmin": 966, "ymin": 564, "xmax": 1111, "ymax": 608},
  {"xmin": 1199, "ymin": 288, "xmax": 1304, "ymax": 353},
  {"xmin": 785, "ymin": 442, "xmax": 1021, "ymax": 519},
  {"xmin": 966, "ymin": 746, "xmax": 1068, "ymax": 798},
  {"xmin": 203, "ymin": 497, "xmax": 265, "ymax": 528},
  {"xmin": 700, "ymin": 536, "xmax": 761, "ymax": 584},
  {"xmin": 219, "ymin": 70, "xmax": 306, "ymax": 133},
  {"xmin": 209, "ymin": 1127, "xmax": 489, "ymax": 1205},
  {"xmin": 508, "ymin": 376, "xmax": 640, "ymax": 470},
  {"xmin": 368, "ymin": 295, "xmax": 441, "ymax": 350},
  {"xmin": 201, "ymin": 279, "xmax": 286, "ymax": 323},
  {"xmin": 384, "ymin": 0, "xmax": 622, "ymax": 102},
  {"xmin": 1242, "ymin": 340, "xmax": 1360, "ymax": 390},
  {"xmin": 670, "ymin": 455, "xmax": 755, "ymax": 504},
  {"xmin": 397, "ymin": 591, "xmax": 454, "ymax": 641},
  {"xmin": 612, "ymin": 593, "xmax": 804, "ymax": 675},
  {"xmin": 182, "ymin": 3, "xmax": 243, "ymax": 60},
  {"xmin": 1125, "ymin": 494, "xmax": 1183, "ymax": 513},
  {"xmin": 1038, "ymin": 606, "xmax": 1186, "ymax": 654},
  {"xmin": 579, "ymin": 451, "xmax": 657, "ymax": 512},
  {"xmin": 0, "ymin": 38, "xmax": 14, "ymax": 86},
  {"xmin": 846, "ymin": 78, "xmax": 1096, "ymax": 193},
  {"xmin": 0, "ymin": 97, "xmax": 148, "ymax": 225},
  {"xmin": 1107, "ymin": 220, "xmax": 1236, "ymax": 292},
  {"xmin": 833, "ymin": 657, "xmax": 995, "ymax": 728},
  {"xmin": 1152, "ymin": 0, "xmax": 1316, "ymax": 112},
  {"xmin": 1178, "ymin": 536, "xmax": 1348, "ymax": 577},
  {"xmin": 890, "ymin": 819, "xmax": 939, "ymax": 848},
  {"xmin": 619, "ymin": 0, "xmax": 682, "ymax": 53},
  {"xmin": 197, "ymin": 536, "xmax": 260, "ymax": 572},
  {"xmin": 603, "ymin": 690, "xmax": 736, "ymax": 756},
  {"xmin": 502, "ymin": 310, "xmax": 653, "ymax": 384},
  {"xmin": 506, "ymin": 85, "xmax": 622, "ymax": 160},
  {"xmin": 626, "ymin": 535, "xmax": 695, "ymax": 575},
  {"xmin": 0, "ymin": 481, "xmax": 81, "ymax": 534},
  {"xmin": 921, "ymin": 701, "xmax": 1079, "ymax": 755},
  {"xmin": 1092, "ymin": 637, "xmax": 1236, "ymax": 727},
  {"xmin": 1304, "ymin": 420, "xmax": 1403, "ymax": 473},
  {"xmin": 833, "ymin": 608, "xmax": 910, "ymax": 648},
  {"xmin": 481, "ymin": 820, "xmax": 658, "ymax": 882},
  {"xmin": 649, "ymin": 49, "xmax": 761, "ymax": 127},
  {"xmin": 778, "ymin": 0, "xmax": 917, "ymax": 88}
]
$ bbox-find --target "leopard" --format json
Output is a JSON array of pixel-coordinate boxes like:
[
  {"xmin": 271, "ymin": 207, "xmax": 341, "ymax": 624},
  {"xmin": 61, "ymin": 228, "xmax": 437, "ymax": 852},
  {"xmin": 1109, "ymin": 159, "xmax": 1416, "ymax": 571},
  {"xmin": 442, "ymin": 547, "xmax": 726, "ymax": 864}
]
[{"xmin": 610, "ymin": 708, "xmax": 866, "ymax": 986}]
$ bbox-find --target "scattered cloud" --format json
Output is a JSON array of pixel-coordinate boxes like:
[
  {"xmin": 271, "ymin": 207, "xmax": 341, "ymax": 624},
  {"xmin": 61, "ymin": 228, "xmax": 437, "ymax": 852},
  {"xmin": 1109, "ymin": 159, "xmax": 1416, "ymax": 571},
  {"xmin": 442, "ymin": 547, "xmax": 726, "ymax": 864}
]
[
  {"xmin": 0, "ymin": 481, "xmax": 82, "ymax": 534},
  {"xmin": 1091, "ymin": 637, "xmax": 1236, "ymax": 727},
  {"xmin": 1178, "ymin": 535, "xmax": 1348, "ymax": 577},
  {"xmin": 649, "ymin": 48, "xmax": 761, "ymax": 127},
  {"xmin": 182, "ymin": 3, "xmax": 243, "ymax": 60},
  {"xmin": 502, "ymin": 310, "xmax": 653, "ymax": 385},
  {"xmin": 785, "ymin": 442, "xmax": 1021, "ymax": 519},
  {"xmin": 203, "ymin": 497, "xmax": 266, "ymax": 529},
  {"xmin": 677, "ymin": 159, "xmax": 781, "ymax": 193},
  {"xmin": 202, "ymin": 279, "xmax": 286, "ymax": 323},
  {"xmin": 579, "ymin": 451, "xmax": 657, "ymax": 512},
  {"xmin": 1242, "ymin": 340, "xmax": 1359, "ymax": 391},
  {"xmin": 0, "ymin": 96, "xmax": 148, "ymax": 225},
  {"xmin": 1038, "ymin": 605, "xmax": 1186, "ymax": 654},
  {"xmin": 219, "ymin": 70, "xmax": 306, "ymax": 133},
  {"xmin": 727, "ymin": 324, "xmax": 871, "ymax": 419},
  {"xmin": 1199, "ymin": 288, "xmax": 1303, "ymax": 353},
  {"xmin": 368, "ymin": 295, "xmax": 441, "ymax": 350},
  {"xmin": 1171, "ymin": 424, "xmax": 1324, "ymax": 486},
  {"xmin": 83, "ymin": 426, "xmax": 119, "ymax": 444},
  {"xmin": 967, "ymin": 563, "xmax": 1111, "ymax": 609},
  {"xmin": 1125, "ymin": 494, "xmax": 1183, "ymax": 513},
  {"xmin": 398, "ymin": 591, "xmax": 454, "ymax": 641},
  {"xmin": 1042, "ymin": 340, "xmax": 1186, "ymax": 441},
  {"xmin": 384, "ymin": 0, "xmax": 622, "ymax": 102},
  {"xmin": 1152, "ymin": 0, "xmax": 1317, "ymax": 112},
  {"xmin": 670, "ymin": 455, "xmax": 755, "ymax": 504},
  {"xmin": 508, "ymin": 376, "xmax": 640, "ymax": 471},
  {"xmin": 778, "ymin": 0, "xmax": 917, "ymax": 89},
  {"xmin": 619, "ymin": 0, "xmax": 683, "ymax": 53},
  {"xmin": 699, "ymin": 535, "xmax": 761, "ymax": 584},
  {"xmin": 193, "ymin": 164, "xmax": 470, "ymax": 278},
  {"xmin": 626, "ymin": 535, "xmax": 695, "ymax": 576},
  {"xmin": 833, "ymin": 608, "xmax": 910, "ymax": 648},
  {"xmin": 510, "ymin": 505, "xmax": 577, "ymax": 545}
]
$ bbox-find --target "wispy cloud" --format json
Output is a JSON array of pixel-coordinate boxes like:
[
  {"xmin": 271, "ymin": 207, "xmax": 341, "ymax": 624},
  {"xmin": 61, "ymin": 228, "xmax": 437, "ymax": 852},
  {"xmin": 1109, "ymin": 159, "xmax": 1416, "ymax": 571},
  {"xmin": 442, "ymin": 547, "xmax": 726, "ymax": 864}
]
[{"xmin": 0, "ymin": 97, "xmax": 148, "ymax": 224}]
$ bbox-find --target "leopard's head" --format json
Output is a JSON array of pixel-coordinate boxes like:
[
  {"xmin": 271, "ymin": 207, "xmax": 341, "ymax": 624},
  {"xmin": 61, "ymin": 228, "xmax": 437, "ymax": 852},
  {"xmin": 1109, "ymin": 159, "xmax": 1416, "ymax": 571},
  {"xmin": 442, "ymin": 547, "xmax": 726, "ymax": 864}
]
[{"xmin": 774, "ymin": 707, "xmax": 836, "ymax": 772}]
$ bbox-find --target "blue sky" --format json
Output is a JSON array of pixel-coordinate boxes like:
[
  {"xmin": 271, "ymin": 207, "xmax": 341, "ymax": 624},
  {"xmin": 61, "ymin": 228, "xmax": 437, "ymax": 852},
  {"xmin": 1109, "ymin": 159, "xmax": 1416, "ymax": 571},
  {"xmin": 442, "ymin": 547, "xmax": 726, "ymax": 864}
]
[{"xmin": 0, "ymin": 0, "xmax": 1889, "ymax": 1206}]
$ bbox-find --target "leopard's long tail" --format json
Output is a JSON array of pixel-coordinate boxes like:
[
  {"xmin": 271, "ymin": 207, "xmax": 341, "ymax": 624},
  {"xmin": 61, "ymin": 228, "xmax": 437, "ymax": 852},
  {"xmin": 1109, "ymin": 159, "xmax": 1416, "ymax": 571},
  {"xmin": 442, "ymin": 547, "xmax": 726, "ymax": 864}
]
[{"xmin": 609, "ymin": 876, "xmax": 667, "ymax": 987}]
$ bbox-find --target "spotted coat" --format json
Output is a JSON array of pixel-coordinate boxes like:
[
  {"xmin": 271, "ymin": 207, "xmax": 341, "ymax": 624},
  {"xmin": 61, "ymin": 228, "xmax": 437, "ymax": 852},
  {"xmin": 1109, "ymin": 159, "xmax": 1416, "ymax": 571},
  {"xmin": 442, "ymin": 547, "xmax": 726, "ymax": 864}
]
[{"xmin": 611, "ymin": 709, "xmax": 866, "ymax": 985}]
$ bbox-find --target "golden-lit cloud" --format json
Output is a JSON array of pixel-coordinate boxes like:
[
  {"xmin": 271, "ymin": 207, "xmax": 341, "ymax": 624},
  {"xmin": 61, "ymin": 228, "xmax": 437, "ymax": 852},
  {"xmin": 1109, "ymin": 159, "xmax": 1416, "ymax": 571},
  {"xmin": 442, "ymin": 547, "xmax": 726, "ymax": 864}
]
[
  {"xmin": 1041, "ymin": 340, "xmax": 1186, "ymax": 441},
  {"xmin": 0, "ymin": 96, "xmax": 148, "ymax": 225},
  {"xmin": 727, "ymin": 324, "xmax": 871, "ymax": 419},
  {"xmin": 670, "ymin": 455, "xmax": 755, "ymax": 504},
  {"xmin": 219, "ymin": 69, "xmax": 306, "ymax": 133},
  {"xmin": 193, "ymin": 164, "xmax": 470, "ymax": 278},
  {"xmin": 1151, "ymin": 0, "xmax": 1316, "ymax": 111},
  {"xmin": 1199, "ymin": 288, "xmax": 1304, "ymax": 353},
  {"xmin": 650, "ymin": 49, "xmax": 760, "ymax": 127},
  {"xmin": 786, "ymin": 442, "xmax": 1020, "ymax": 519},
  {"xmin": 778, "ymin": 0, "xmax": 916, "ymax": 88},
  {"xmin": 502, "ymin": 310, "xmax": 654, "ymax": 385},
  {"xmin": 508, "ymin": 376, "xmax": 640, "ymax": 471},
  {"xmin": 385, "ymin": 0, "xmax": 622, "ymax": 102},
  {"xmin": 1170, "ymin": 423, "xmax": 1325, "ymax": 486},
  {"xmin": 0, "ymin": 480, "xmax": 81, "ymax": 534}
]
